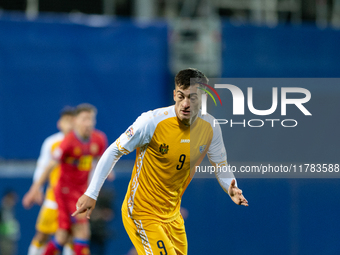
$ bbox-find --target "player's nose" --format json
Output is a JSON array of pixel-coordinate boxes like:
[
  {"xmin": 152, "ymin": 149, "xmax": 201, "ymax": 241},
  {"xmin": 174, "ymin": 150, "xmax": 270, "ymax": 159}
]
[{"xmin": 182, "ymin": 97, "xmax": 190, "ymax": 108}]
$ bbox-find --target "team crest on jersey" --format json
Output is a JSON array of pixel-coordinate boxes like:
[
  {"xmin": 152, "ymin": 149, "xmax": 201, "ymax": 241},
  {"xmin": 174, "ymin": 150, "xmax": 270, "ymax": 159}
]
[
  {"xmin": 199, "ymin": 145, "xmax": 207, "ymax": 154},
  {"xmin": 90, "ymin": 143, "xmax": 99, "ymax": 154},
  {"xmin": 125, "ymin": 127, "xmax": 134, "ymax": 139},
  {"xmin": 159, "ymin": 143, "xmax": 169, "ymax": 155},
  {"xmin": 74, "ymin": 146, "xmax": 82, "ymax": 156}
]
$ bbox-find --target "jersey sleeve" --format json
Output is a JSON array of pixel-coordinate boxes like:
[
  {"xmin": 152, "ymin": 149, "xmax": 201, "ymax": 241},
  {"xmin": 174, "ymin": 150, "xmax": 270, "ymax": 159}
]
[
  {"xmin": 52, "ymin": 135, "xmax": 70, "ymax": 161},
  {"xmin": 85, "ymin": 112, "xmax": 154, "ymax": 200},
  {"xmin": 207, "ymin": 121, "xmax": 237, "ymax": 191},
  {"xmin": 33, "ymin": 138, "xmax": 53, "ymax": 182},
  {"xmin": 207, "ymin": 122, "xmax": 227, "ymax": 164},
  {"xmin": 115, "ymin": 111, "xmax": 154, "ymax": 154}
]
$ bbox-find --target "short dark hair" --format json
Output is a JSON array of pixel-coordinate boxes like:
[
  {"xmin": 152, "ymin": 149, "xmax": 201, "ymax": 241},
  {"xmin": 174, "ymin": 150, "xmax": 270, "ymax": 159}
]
[
  {"xmin": 60, "ymin": 106, "xmax": 75, "ymax": 118},
  {"xmin": 175, "ymin": 68, "xmax": 209, "ymax": 90},
  {"xmin": 75, "ymin": 103, "xmax": 97, "ymax": 115}
]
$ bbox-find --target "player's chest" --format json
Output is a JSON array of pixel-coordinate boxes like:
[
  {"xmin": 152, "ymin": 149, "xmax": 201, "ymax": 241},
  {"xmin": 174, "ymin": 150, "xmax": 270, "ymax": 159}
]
[
  {"xmin": 69, "ymin": 141, "xmax": 100, "ymax": 158},
  {"xmin": 147, "ymin": 126, "xmax": 211, "ymax": 170},
  {"xmin": 65, "ymin": 141, "xmax": 100, "ymax": 171}
]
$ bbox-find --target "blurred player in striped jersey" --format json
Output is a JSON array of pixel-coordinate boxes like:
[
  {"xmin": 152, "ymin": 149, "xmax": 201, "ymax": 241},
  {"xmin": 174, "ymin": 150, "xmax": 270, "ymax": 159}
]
[
  {"xmin": 74, "ymin": 69, "xmax": 248, "ymax": 255},
  {"xmin": 22, "ymin": 106, "xmax": 75, "ymax": 255},
  {"xmin": 27, "ymin": 103, "xmax": 108, "ymax": 255}
]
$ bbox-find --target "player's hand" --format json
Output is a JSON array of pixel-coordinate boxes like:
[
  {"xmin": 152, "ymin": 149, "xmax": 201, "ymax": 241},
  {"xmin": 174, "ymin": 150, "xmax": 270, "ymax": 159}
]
[
  {"xmin": 228, "ymin": 179, "xmax": 248, "ymax": 206},
  {"xmin": 22, "ymin": 185, "xmax": 43, "ymax": 209},
  {"xmin": 72, "ymin": 194, "xmax": 97, "ymax": 219}
]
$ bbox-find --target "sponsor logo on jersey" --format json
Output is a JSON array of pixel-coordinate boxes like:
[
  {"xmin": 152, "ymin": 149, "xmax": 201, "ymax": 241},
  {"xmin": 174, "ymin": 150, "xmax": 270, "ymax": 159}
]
[
  {"xmin": 159, "ymin": 143, "xmax": 169, "ymax": 155},
  {"xmin": 74, "ymin": 146, "xmax": 82, "ymax": 156},
  {"xmin": 90, "ymin": 143, "xmax": 99, "ymax": 154},
  {"xmin": 199, "ymin": 145, "xmax": 207, "ymax": 154},
  {"xmin": 125, "ymin": 127, "xmax": 134, "ymax": 139},
  {"xmin": 181, "ymin": 139, "xmax": 190, "ymax": 143}
]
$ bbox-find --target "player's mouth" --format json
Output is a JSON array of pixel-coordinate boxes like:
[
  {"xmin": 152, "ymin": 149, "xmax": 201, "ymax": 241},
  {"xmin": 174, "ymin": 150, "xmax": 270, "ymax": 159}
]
[{"xmin": 181, "ymin": 109, "xmax": 190, "ymax": 116}]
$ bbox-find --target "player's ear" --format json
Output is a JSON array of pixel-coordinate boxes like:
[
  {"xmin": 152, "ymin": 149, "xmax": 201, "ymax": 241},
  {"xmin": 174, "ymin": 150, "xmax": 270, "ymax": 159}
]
[
  {"xmin": 173, "ymin": 89, "xmax": 176, "ymax": 101},
  {"xmin": 57, "ymin": 119, "xmax": 61, "ymax": 130}
]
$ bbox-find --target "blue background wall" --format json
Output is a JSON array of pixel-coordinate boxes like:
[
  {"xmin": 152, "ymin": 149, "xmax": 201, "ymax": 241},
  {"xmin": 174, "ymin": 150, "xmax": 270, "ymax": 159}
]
[
  {"xmin": 0, "ymin": 13, "xmax": 339, "ymax": 255},
  {"xmin": 221, "ymin": 23, "xmax": 340, "ymax": 78},
  {"xmin": 0, "ymin": 14, "xmax": 169, "ymax": 159},
  {"xmin": 1, "ymin": 15, "xmax": 340, "ymax": 159}
]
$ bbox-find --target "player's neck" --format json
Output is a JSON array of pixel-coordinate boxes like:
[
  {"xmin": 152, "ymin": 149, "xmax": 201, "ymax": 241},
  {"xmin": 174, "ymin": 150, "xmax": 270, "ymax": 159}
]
[
  {"xmin": 190, "ymin": 114, "xmax": 198, "ymax": 125},
  {"xmin": 177, "ymin": 114, "xmax": 198, "ymax": 127},
  {"xmin": 74, "ymin": 129, "xmax": 90, "ymax": 142}
]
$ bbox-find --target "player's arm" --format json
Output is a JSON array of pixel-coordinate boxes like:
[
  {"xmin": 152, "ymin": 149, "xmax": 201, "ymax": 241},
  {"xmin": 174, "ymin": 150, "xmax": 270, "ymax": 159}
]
[
  {"xmin": 23, "ymin": 136, "xmax": 68, "ymax": 209},
  {"xmin": 33, "ymin": 137, "xmax": 52, "ymax": 183},
  {"xmin": 210, "ymin": 161, "xmax": 248, "ymax": 206},
  {"xmin": 73, "ymin": 112, "xmax": 152, "ymax": 218},
  {"xmin": 22, "ymin": 159, "xmax": 58, "ymax": 209},
  {"xmin": 33, "ymin": 159, "xmax": 58, "ymax": 189},
  {"xmin": 72, "ymin": 142, "xmax": 124, "ymax": 218},
  {"xmin": 90, "ymin": 135, "xmax": 115, "ymax": 182},
  {"xmin": 22, "ymin": 137, "xmax": 56, "ymax": 209},
  {"xmin": 89, "ymin": 158, "xmax": 115, "ymax": 182},
  {"xmin": 207, "ymin": 120, "xmax": 248, "ymax": 206}
]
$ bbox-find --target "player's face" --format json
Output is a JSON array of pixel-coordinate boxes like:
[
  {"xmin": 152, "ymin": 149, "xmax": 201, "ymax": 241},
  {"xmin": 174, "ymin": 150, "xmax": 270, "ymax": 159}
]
[
  {"xmin": 74, "ymin": 111, "xmax": 96, "ymax": 138},
  {"xmin": 57, "ymin": 115, "xmax": 74, "ymax": 135},
  {"xmin": 174, "ymin": 84, "xmax": 202, "ymax": 126}
]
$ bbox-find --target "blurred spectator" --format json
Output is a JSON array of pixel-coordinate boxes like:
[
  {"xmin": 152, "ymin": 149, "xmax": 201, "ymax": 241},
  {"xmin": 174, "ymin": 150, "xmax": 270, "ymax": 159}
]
[
  {"xmin": 0, "ymin": 190, "xmax": 20, "ymax": 255},
  {"xmin": 90, "ymin": 187, "xmax": 116, "ymax": 255}
]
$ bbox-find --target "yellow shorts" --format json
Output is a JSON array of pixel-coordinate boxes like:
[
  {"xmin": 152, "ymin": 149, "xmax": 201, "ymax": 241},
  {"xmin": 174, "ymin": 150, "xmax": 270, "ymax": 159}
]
[
  {"xmin": 122, "ymin": 211, "xmax": 187, "ymax": 255},
  {"xmin": 36, "ymin": 202, "xmax": 58, "ymax": 235}
]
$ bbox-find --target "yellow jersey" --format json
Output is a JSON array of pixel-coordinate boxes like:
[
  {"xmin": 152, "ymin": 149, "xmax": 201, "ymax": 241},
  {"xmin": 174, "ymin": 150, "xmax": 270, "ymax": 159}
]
[{"xmin": 117, "ymin": 105, "xmax": 227, "ymax": 222}]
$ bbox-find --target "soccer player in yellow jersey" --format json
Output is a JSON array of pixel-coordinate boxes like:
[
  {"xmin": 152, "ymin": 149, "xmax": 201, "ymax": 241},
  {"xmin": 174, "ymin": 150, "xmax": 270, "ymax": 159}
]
[
  {"xmin": 73, "ymin": 68, "xmax": 248, "ymax": 255},
  {"xmin": 22, "ymin": 107, "xmax": 75, "ymax": 255}
]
